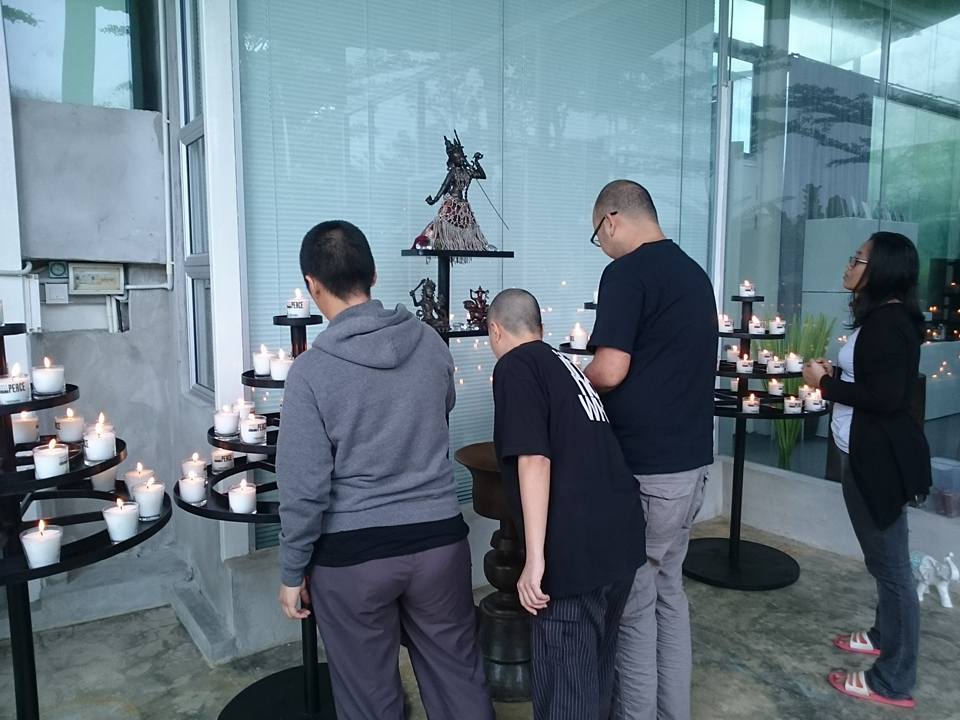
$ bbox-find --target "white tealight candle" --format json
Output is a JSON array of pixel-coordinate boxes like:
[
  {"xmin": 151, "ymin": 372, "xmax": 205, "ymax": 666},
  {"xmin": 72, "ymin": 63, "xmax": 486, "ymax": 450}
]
[
  {"xmin": 798, "ymin": 384, "xmax": 813, "ymax": 402},
  {"xmin": 769, "ymin": 316, "xmax": 786, "ymax": 335},
  {"xmin": 729, "ymin": 378, "xmax": 740, "ymax": 391},
  {"xmin": 181, "ymin": 452, "xmax": 206, "ymax": 478},
  {"xmin": 84, "ymin": 422, "xmax": 116, "ymax": 463},
  {"xmin": 742, "ymin": 393, "xmax": 760, "ymax": 414},
  {"xmin": 767, "ymin": 378, "xmax": 784, "ymax": 396},
  {"xmin": 0, "ymin": 362, "xmax": 31, "ymax": 404},
  {"xmin": 569, "ymin": 323, "xmax": 589, "ymax": 350},
  {"xmin": 132, "ymin": 477, "xmax": 165, "ymax": 519},
  {"xmin": 739, "ymin": 280, "xmax": 756, "ymax": 297},
  {"xmin": 33, "ymin": 439, "xmax": 70, "ymax": 479},
  {"xmin": 757, "ymin": 349, "xmax": 773, "ymax": 367},
  {"xmin": 179, "ymin": 471, "xmax": 207, "ymax": 504},
  {"xmin": 804, "ymin": 389, "xmax": 824, "ymax": 412},
  {"xmin": 784, "ymin": 396, "xmax": 802, "ymax": 414},
  {"xmin": 12, "ymin": 411, "xmax": 39, "ymax": 445},
  {"xmin": 286, "ymin": 288, "xmax": 310, "ymax": 318},
  {"xmin": 270, "ymin": 349, "xmax": 293, "ymax": 381},
  {"xmin": 718, "ymin": 314, "xmax": 734, "ymax": 333},
  {"xmin": 211, "ymin": 449, "xmax": 235, "ymax": 473},
  {"xmin": 233, "ymin": 398, "xmax": 256, "ymax": 418},
  {"xmin": 252, "ymin": 344, "xmax": 275, "ymax": 376},
  {"xmin": 736, "ymin": 355, "xmax": 753, "ymax": 374},
  {"xmin": 766, "ymin": 356, "xmax": 785, "ymax": 375},
  {"xmin": 55, "ymin": 408, "xmax": 85, "ymax": 443},
  {"xmin": 85, "ymin": 412, "xmax": 114, "ymax": 436},
  {"xmin": 786, "ymin": 353, "xmax": 804, "ymax": 373},
  {"xmin": 102, "ymin": 498, "xmax": 139, "ymax": 543},
  {"xmin": 31, "ymin": 357, "xmax": 65, "ymax": 395},
  {"xmin": 240, "ymin": 414, "xmax": 267, "ymax": 445},
  {"xmin": 725, "ymin": 345, "xmax": 739, "ymax": 363},
  {"xmin": 748, "ymin": 315, "xmax": 765, "ymax": 334},
  {"xmin": 20, "ymin": 520, "xmax": 62, "ymax": 569},
  {"xmin": 124, "ymin": 462, "xmax": 155, "ymax": 497},
  {"xmin": 228, "ymin": 478, "xmax": 257, "ymax": 514},
  {"xmin": 214, "ymin": 405, "xmax": 240, "ymax": 436}
]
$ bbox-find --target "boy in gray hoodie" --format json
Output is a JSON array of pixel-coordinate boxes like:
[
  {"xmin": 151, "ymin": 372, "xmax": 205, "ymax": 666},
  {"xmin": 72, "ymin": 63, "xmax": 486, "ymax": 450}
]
[{"xmin": 277, "ymin": 220, "xmax": 493, "ymax": 720}]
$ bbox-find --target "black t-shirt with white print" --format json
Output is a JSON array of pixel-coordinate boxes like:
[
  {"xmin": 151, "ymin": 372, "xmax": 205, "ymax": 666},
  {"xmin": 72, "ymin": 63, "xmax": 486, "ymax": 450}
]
[{"xmin": 492, "ymin": 340, "xmax": 646, "ymax": 599}]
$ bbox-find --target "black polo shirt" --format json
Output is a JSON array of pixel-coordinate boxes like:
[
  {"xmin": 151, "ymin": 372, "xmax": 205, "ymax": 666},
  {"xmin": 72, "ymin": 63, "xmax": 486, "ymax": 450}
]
[{"xmin": 589, "ymin": 239, "xmax": 717, "ymax": 475}]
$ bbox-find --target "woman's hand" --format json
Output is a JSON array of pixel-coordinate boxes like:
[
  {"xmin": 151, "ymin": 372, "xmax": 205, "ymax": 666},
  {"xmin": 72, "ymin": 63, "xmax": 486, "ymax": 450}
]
[
  {"xmin": 517, "ymin": 556, "xmax": 550, "ymax": 616},
  {"xmin": 803, "ymin": 359, "xmax": 828, "ymax": 387}
]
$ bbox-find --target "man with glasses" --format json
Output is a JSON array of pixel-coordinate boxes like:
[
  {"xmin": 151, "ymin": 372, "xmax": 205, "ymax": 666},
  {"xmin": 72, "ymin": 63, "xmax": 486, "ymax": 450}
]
[{"xmin": 584, "ymin": 180, "xmax": 717, "ymax": 720}]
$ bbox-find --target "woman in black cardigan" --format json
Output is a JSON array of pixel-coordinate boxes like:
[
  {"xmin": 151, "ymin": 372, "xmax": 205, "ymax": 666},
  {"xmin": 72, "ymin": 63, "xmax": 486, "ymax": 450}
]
[{"xmin": 803, "ymin": 231, "xmax": 931, "ymax": 710}]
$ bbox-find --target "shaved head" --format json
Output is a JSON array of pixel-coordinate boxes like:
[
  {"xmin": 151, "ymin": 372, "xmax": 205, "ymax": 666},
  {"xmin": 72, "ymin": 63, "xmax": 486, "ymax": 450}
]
[
  {"xmin": 489, "ymin": 289, "xmax": 542, "ymax": 335},
  {"xmin": 594, "ymin": 179, "xmax": 659, "ymax": 223}
]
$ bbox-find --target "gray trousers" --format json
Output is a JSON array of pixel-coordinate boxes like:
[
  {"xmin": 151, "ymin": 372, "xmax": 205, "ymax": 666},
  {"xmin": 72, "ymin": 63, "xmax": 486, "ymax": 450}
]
[
  {"xmin": 308, "ymin": 539, "xmax": 494, "ymax": 720},
  {"xmin": 613, "ymin": 467, "xmax": 708, "ymax": 720}
]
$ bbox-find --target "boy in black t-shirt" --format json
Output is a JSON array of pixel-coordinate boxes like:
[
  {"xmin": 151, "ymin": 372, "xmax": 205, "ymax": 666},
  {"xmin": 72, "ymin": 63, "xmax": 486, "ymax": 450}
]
[{"xmin": 489, "ymin": 288, "xmax": 646, "ymax": 720}]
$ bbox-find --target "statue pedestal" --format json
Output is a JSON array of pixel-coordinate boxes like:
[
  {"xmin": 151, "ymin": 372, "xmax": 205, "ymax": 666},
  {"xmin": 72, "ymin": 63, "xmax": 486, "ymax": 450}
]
[{"xmin": 455, "ymin": 442, "xmax": 531, "ymax": 702}]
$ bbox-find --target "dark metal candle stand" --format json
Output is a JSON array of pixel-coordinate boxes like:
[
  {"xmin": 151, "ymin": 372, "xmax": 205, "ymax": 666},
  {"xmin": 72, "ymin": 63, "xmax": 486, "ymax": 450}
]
[
  {"xmin": 0, "ymin": 323, "xmax": 172, "ymax": 720},
  {"xmin": 682, "ymin": 293, "xmax": 829, "ymax": 590},
  {"xmin": 402, "ymin": 249, "xmax": 532, "ymax": 702},
  {"xmin": 173, "ymin": 314, "xmax": 335, "ymax": 720}
]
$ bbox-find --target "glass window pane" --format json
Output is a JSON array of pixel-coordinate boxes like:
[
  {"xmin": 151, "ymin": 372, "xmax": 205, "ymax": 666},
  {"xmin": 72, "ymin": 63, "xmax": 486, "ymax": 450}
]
[
  {"xmin": 186, "ymin": 137, "xmax": 208, "ymax": 254},
  {"xmin": 1, "ymin": 0, "xmax": 135, "ymax": 107},
  {"xmin": 179, "ymin": 0, "xmax": 203, "ymax": 122},
  {"xmin": 191, "ymin": 277, "xmax": 214, "ymax": 390}
]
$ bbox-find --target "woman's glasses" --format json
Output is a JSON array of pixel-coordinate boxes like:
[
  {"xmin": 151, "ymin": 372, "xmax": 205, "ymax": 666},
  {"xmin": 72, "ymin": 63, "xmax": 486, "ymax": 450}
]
[{"xmin": 848, "ymin": 256, "xmax": 868, "ymax": 267}]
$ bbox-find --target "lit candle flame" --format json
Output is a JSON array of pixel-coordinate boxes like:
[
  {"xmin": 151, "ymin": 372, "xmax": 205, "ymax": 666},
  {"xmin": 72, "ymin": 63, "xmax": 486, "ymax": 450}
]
[
  {"xmin": 748, "ymin": 393, "xmax": 756, "ymax": 401},
  {"xmin": 294, "ymin": 288, "xmax": 302, "ymax": 300},
  {"xmin": 95, "ymin": 422, "xmax": 104, "ymax": 435},
  {"xmin": 136, "ymin": 462, "xmax": 144, "ymax": 474},
  {"xmin": 48, "ymin": 439, "xmax": 57, "ymax": 450},
  {"xmin": 146, "ymin": 477, "xmax": 154, "ymax": 489},
  {"xmin": 43, "ymin": 356, "xmax": 52, "ymax": 368},
  {"xmin": 192, "ymin": 452, "xmax": 199, "ymax": 462},
  {"xmin": 98, "ymin": 412, "xmax": 106, "ymax": 425},
  {"xmin": 188, "ymin": 470, "xmax": 197, "ymax": 480},
  {"xmin": 240, "ymin": 478, "xmax": 248, "ymax": 490},
  {"xmin": 248, "ymin": 413, "xmax": 255, "ymax": 421},
  {"xmin": 11, "ymin": 362, "xmax": 21, "ymax": 375},
  {"xmin": 751, "ymin": 315, "xmax": 760, "ymax": 324},
  {"xmin": 260, "ymin": 344, "xmax": 268, "ymax": 354},
  {"xmin": 67, "ymin": 408, "xmax": 74, "ymax": 418},
  {"xmin": 19, "ymin": 411, "xmax": 29, "ymax": 420},
  {"xmin": 39, "ymin": 519, "xmax": 46, "ymax": 535},
  {"xmin": 221, "ymin": 404, "xmax": 231, "ymax": 413},
  {"xmin": 117, "ymin": 498, "xmax": 124, "ymax": 510},
  {"xmin": 277, "ymin": 349, "xmax": 287, "ymax": 360},
  {"xmin": 743, "ymin": 354, "xmax": 749, "ymax": 361}
]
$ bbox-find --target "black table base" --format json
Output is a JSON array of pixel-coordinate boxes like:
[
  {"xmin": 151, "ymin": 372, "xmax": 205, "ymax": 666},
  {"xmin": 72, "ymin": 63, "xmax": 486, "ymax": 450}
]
[
  {"xmin": 683, "ymin": 538, "xmax": 800, "ymax": 591},
  {"xmin": 218, "ymin": 664, "xmax": 336, "ymax": 720}
]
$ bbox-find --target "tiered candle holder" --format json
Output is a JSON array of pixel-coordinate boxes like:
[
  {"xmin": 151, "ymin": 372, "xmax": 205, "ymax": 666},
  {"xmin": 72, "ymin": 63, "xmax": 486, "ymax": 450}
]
[
  {"xmin": 682, "ymin": 292, "xmax": 829, "ymax": 591},
  {"xmin": 401, "ymin": 249, "xmax": 514, "ymax": 343},
  {"xmin": 0, "ymin": 323, "xmax": 171, "ymax": 720},
  {"xmin": 173, "ymin": 313, "xmax": 335, "ymax": 720}
]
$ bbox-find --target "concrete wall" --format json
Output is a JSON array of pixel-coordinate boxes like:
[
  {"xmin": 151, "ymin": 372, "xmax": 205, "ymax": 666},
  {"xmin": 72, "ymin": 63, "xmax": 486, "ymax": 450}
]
[{"xmin": 12, "ymin": 98, "xmax": 166, "ymax": 264}]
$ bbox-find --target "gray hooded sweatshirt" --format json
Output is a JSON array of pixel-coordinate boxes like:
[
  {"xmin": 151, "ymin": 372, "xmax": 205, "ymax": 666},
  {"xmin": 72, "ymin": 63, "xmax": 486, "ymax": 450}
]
[{"xmin": 276, "ymin": 300, "xmax": 460, "ymax": 586}]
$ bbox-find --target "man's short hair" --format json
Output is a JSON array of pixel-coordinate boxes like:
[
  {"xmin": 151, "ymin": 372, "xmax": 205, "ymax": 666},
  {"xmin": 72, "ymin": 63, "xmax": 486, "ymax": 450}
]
[
  {"xmin": 299, "ymin": 220, "xmax": 376, "ymax": 300},
  {"xmin": 489, "ymin": 289, "xmax": 542, "ymax": 335},
  {"xmin": 594, "ymin": 179, "xmax": 659, "ymax": 223}
]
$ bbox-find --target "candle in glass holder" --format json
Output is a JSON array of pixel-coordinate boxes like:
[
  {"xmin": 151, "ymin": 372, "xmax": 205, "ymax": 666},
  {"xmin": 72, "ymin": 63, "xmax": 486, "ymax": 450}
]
[
  {"xmin": 13, "ymin": 411, "xmax": 39, "ymax": 445},
  {"xmin": 768, "ymin": 316, "xmax": 786, "ymax": 335},
  {"xmin": 804, "ymin": 388, "xmax": 824, "ymax": 412},
  {"xmin": 102, "ymin": 498, "xmax": 139, "ymax": 543},
  {"xmin": 240, "ymin": 414, "xmax": 267, "ymax": 444},
  {"xmin": 569, "ymin": 323, "xmax": 589, "ymax": 350},
  {"xmin": 786, "ymin": 353, "xmax": 804, "ymax": 373},
  {"xmin": 211, "ymin": 448, "xmax": 235, "ymax": 473},
  {"xmin": 214, "ymin": 405, "xmax": 240, "ymax": 436},
  {"xmin": 233, "ymin": 398, "xmax": 255, "ymax": 418},
  {"xmin": 766, "ymin": 356, "xmax": 785, "ymax": 375},
  {"xmin": 31, "ymin": 357, "xmax": 65, "ymax": 395},
  {"xmin": 0, "ymin": 362, "xmax": 30, "ymax": 404},
  {"xmin": 84, "ymin": 422, "xmax": 116, "ymax": 463},
  {"xmin": 55, "ymin": 408, "xmax": 85, "ymax": 443},
  {"xmin": 718, "ymin": 314, "xmax": 734, "ymax": 333},
  {"xmin": 757, "ymin": 349, "xmax": 772, "ymax": 367},
  {"xmin": 736, "ymin": 355, "xmax": 753, "ymax": 374},
  {"xmin": 739, "ymin": 280, "xmax": 756, "ymax": 297},
  {"xmin": 252, "ymin": 344, "xmax": 275, "ymax": 376},
  {"xmin": 748, "ymin": 315, "xmax": 765, "ymax": 334},
  {"xmin": 784, "ymin": 396, "xmax": 802, "ymax": 414},
  {"xmin": 181, "ymin": 452, "xmax": 206, "ymax": 478},
  {"xmin": 767, "ymin": 378, "xmax": 784, "ymax": 396},
  {"xmin": 33, "ymin": 439, "xmax": 69, "ymax": 479},
  {"xmin": 729, "ymin": 378, "xmax": 740, "ymax": 391},
  {"xmin": 798, "ymin": 384, "xmax": 813, "ymax": 402},
  {"xmin": 20, "ymin": 520, "xmax": 62, "ymax": 569},
  {"xmin": 742, "ymin": 393, "xmax": 760, "ymax": 414},
  {"xmin": 132, "ymin": 477, "xmax": 165, "ymax": 519},
  {"xmin": 179, "ymin": 471, "xmax": 207, "ymax": 504},
  {"xmin": 124, "ymin": 462, "xmax": 155, "ymax": 496},
  {"xmin": 724, "ymin": 345, "xmax": 739, "ymax": 363},
  {"xmin": 228, "ymin": 478, "xmax": 257, "ymax": 514},
  {"xmin": 286, "ymin": 288, "xmax": 310, "ymax": 318},
  {"xmin": 85, "ymin": 412, "xmax": 114, "ymax": 436},
  {"xmin": 270, "ymin": 349, "xmax": 293, "ymax": 381}
]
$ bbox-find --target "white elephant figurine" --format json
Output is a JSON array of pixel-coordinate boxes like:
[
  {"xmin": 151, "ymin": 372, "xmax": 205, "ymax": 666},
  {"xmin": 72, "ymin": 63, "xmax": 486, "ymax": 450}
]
[{"xmin": 911, "ymin": 552, "xmax": 959, "ymax": 609}]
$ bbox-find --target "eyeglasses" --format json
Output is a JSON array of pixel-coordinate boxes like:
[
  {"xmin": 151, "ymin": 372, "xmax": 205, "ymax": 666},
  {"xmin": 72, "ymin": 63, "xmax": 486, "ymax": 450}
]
[
  {"xmin": 590, "ymin": 211, "xmax": 618, "ymax": 247},
  {"xmin": 848, "ymin": 256, "xmax": 869, "ymax": 267}
]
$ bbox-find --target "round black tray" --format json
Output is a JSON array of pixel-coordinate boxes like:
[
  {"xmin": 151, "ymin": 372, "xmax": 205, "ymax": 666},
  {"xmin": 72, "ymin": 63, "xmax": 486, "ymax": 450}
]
[
  {"xmin": 0, "ymin": 491, "xmax": 172, "ymax": 585},
  {"xmin": 584, "ymin": 302, "xmax": 597, "ymax": 310},
  {"xmin": 241, "ymin": 370, "xmax": 285, "ymax": 389},
  {"xmin": 272, "ymin": 315, "xmax": 323, "ymax": 327},
  {"xmin": 730, "ymin": 294, "xmax": 765, "ymax": 302},
  {"xmin": 207, "ymin": 422, "xmax": 279, "ymax": 455},
  {"xmin": 174, "ymin": 462, "xmax": 280, "ymax": 523},
  {"xmin": 713, "ymin": 403, "xmax": 829, "ymax": 420},
  {"xmin": 0, "ymin": 323, "xmax": 27, "ymax": 337},
  {"xmin": 0, "ymin": 438, "xmax": 128, "ymax": 496},
  {"xmin": 557, "ymin": 342, "xmax": 594, "ymax": 356},
  {"xmin": 0, "ymin": 384, "xmax": 80, "ymax": 416}
]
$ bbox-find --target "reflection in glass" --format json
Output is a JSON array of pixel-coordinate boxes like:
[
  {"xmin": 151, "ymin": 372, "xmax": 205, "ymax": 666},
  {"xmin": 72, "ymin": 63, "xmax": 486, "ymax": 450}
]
[
  {"xmin": 191, "ymin": 278, "xmax": 214, "ymax": 390},
  {"xmin": 186, "ymin": 137, "xmax": 208, "ymax": 255}
]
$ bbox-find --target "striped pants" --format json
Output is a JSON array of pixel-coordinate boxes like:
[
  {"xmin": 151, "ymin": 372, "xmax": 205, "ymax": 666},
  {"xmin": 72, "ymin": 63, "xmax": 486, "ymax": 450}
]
[{"xmin": 530, "ymin": 576, "xmax": 634, "ymax": 719}]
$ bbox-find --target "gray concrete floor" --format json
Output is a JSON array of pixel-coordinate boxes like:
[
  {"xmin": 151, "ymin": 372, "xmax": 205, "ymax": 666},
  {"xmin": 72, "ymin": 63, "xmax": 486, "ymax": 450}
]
[{"xmin": 1, "ymin": 519, "xmax": 958, "ymax": 719}]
